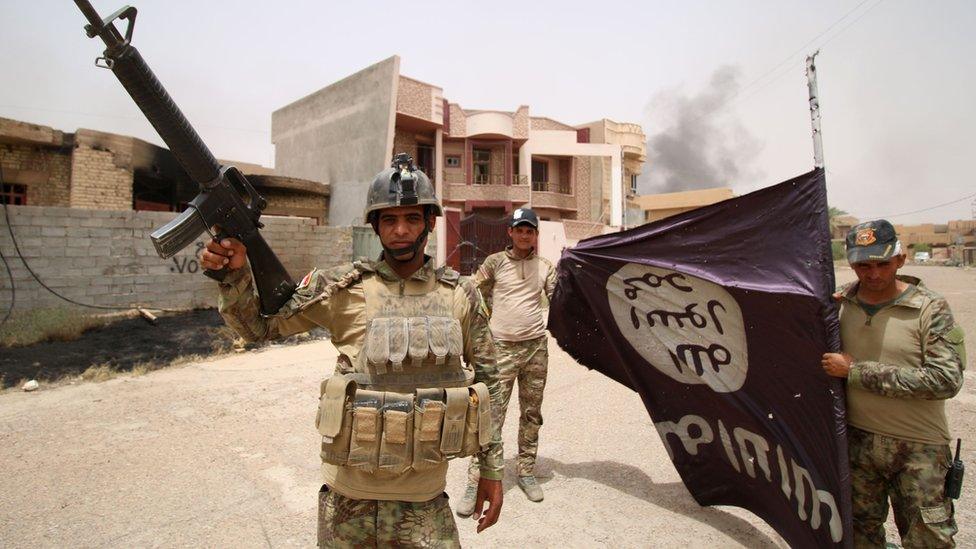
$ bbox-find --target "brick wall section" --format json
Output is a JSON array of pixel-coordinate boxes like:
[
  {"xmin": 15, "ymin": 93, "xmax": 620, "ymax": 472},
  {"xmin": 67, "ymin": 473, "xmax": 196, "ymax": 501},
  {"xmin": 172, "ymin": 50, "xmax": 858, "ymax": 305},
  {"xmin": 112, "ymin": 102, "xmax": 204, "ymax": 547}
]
[
  {"xmin": 574, "ymin": 157, "xmax": 593, "ymax": 221},
  {"xmin": 262, "ymin": 190, "xmax": 329, "ymax": 213},
  {"xmin": 448, "ymin": 105, "xmax": 466, "ymax": 136},
  {"xmin": 445, "ymin": 184, "xmax": 529, "ymax": 203},
  {"xmin": 599, "ymin": 157, "xmax": 612, "ymax": 222},
  {"xmin": 513, "ymin": 107, "xmax": 529, "ymax": 139},
  {"xmin": 392, "ymin": 130, "xmax": 419, "ymax": 163},
  {"xmin": 529, "ymin": 117, "xmax": 575, "ymax": 131},
  {"xmin": 69, "ymin": 130, "xmax": 134, "ymax": 210},
  {"xmin": 0, "ymin": 144, "xmax": 72, "ymax": 206},
  {"xmin": 490, "ymin": 147, "xmax": 505, "ymax": 182},
  {"xmin": 396, "ymin": 77, "xmax": 434, "ymax": 121},
  {"xmin": 0, "ymin": 206, "xmax": 354, "ymax": 313}
]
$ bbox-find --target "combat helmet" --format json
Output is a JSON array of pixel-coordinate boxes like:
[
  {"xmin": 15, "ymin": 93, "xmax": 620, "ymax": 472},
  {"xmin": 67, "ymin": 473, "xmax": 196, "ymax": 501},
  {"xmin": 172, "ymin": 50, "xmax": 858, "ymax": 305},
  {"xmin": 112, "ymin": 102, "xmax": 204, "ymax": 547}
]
[{"xmin": 364, "ymin": 153, "xmax": 442, "ymax": 224}]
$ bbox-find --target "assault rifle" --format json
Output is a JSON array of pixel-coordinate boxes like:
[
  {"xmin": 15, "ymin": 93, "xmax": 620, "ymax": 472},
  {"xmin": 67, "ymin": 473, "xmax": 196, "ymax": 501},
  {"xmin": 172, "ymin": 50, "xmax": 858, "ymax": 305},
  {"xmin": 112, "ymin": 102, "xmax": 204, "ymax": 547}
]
[{"xmin": 74, "ymin": 0, "xmax": 295, "ymax": 315}]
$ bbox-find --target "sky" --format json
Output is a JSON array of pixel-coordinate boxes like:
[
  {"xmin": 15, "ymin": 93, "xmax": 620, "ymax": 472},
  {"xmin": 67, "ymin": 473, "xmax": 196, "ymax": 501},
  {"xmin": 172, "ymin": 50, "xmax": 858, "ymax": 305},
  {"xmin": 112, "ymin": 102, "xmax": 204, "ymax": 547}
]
[{"xmin": 1, "ymin": 0, "xmax": 973, "ymax": 225}]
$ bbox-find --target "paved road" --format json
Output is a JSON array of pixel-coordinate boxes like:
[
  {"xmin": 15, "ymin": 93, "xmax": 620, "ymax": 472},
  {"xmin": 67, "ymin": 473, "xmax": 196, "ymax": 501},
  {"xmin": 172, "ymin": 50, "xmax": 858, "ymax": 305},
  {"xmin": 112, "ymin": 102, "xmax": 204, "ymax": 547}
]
[{"xmin": 1, "ymin": 265, "xmax": 973, "ymax": 547}]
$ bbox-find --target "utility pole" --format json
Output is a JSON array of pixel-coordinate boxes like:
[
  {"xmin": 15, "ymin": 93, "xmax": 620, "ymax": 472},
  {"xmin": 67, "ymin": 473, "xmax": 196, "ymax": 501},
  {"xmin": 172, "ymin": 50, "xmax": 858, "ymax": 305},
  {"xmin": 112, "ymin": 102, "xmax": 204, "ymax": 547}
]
[{"xmin": 806, "ymin": 51, "xmax": 825, "ymax": 169}]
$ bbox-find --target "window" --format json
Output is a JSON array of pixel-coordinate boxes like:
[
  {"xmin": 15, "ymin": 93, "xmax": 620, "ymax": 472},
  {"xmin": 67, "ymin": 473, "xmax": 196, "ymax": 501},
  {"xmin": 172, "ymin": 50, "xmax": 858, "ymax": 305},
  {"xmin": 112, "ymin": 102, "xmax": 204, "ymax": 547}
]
[
  {"xmin": 445, "ymin": 155, "xmax": 461, "ymax": 168},
  {"xmin": 531, "ymin": 159, "xmax": 549, "ymax": 191},
  {"xmin": 417, "ymin": 144, "xmax": 435, "ymax": 180},
  {"xmin": 630, "ymin": 174, "xmax": 639, "ymax": 195},
  {"xmin": 532, "ymin": 160, "xmax": 548, "ymax": 183},
  {"xmin": 1, "ymin": 183, "xmax": 27, "ymax": 205},
  {"xmin": 473, "ymin": 149, "xmax": 491, "ymax": 184}
]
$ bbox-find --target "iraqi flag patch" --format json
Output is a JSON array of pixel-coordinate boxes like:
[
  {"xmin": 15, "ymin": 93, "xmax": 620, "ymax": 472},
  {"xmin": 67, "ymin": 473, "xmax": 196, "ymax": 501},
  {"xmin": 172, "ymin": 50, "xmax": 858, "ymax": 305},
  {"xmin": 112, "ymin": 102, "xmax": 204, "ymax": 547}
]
[{"xmin": 298, "ymin": 270, "xmax": 314, "ymax": 290}]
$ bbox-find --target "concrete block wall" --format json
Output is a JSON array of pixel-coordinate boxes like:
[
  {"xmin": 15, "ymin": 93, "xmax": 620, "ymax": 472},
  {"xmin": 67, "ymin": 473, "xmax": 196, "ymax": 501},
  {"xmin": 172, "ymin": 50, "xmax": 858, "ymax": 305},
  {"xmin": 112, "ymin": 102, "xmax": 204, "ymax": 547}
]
[{"xmin": 0, "ymin": 205, "xmax": 354, "ymax": 314}]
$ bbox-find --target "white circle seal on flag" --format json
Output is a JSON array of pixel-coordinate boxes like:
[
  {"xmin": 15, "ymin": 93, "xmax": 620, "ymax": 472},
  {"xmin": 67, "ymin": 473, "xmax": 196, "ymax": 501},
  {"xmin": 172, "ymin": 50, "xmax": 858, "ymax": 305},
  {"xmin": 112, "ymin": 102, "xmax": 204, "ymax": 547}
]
[{"xmin": 606, "ymin": 263, "xmax": 749, "ymax": 393}]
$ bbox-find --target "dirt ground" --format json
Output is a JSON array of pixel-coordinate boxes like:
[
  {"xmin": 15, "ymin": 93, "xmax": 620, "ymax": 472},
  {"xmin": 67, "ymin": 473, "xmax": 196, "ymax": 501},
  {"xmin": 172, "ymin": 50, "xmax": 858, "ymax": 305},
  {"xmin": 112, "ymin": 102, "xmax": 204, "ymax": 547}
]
[{"xmin": 0, "ymin": 265, "xmax": 974, "ymax": 548}]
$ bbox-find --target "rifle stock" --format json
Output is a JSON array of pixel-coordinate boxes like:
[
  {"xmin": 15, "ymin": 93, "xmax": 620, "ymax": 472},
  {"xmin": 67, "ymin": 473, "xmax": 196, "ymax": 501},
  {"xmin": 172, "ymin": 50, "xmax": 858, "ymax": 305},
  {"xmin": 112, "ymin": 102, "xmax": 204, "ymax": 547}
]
[{"xmin": 75, "ymin": 0, "xmax": 296, "ymax": 315}]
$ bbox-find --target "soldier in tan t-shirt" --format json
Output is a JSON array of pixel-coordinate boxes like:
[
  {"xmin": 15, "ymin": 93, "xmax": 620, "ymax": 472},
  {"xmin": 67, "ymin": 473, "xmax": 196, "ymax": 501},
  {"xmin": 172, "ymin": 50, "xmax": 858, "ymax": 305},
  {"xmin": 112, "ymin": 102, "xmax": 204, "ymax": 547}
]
[
  {"xmin": 822, "ymin": 219, "xmax": 966, "ymax": 548},
  {"xmin": 456, "ymin": 207, "xmax": 557, "ymax": 514}
]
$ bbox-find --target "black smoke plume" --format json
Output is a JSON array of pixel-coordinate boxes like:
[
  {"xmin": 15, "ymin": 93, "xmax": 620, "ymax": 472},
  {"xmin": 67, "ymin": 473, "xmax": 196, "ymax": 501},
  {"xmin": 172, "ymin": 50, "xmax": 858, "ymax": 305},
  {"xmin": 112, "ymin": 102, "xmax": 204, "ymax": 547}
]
[{"xmin": 639, "ymin": 66, "xmax": 763, "ymax": 194}]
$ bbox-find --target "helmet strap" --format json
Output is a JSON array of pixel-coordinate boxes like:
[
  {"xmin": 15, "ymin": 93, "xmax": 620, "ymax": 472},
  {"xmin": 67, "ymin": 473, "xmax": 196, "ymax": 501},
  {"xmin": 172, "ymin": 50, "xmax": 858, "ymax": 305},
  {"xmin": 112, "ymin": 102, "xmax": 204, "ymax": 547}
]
[{"xmin": 379, "ymin": 218, "xmax": 431, "ymax": 263}]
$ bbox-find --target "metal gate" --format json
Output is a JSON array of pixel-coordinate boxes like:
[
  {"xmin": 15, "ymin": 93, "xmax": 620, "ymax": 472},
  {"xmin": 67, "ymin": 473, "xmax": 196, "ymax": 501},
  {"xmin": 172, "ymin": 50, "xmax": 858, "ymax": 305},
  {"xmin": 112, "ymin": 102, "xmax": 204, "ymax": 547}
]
[{"xmin": 445, "ymin": 214, "xmax": 509, "ymax": 275}]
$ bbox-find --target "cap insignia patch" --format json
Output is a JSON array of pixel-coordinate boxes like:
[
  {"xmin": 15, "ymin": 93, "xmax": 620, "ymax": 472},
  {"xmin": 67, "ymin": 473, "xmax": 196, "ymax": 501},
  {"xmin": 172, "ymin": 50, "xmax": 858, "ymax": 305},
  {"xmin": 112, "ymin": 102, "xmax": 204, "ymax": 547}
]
[{"xmin": 855, "ymin": 228, "xmax": 876, "ymax": 246}]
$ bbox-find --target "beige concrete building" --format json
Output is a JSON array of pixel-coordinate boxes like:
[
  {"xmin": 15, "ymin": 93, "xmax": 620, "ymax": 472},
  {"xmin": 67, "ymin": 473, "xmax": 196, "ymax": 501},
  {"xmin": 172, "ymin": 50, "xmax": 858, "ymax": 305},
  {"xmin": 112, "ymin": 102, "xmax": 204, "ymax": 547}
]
[
  {"xmin": 632, "ymin": 187, "xmax": 734, "ymax": 223},
  {"xmin": 270, "ymin": 56, "xmax": 646, "ymax": 267},
  {"xmin": 894, "ymin": 220, "xmax": 976, "ymax": 263},
  {"xmin": 830, "ymin": 215, "xmax": 859, "ymax": 240},
  {"xmin": 0, "ymin": 117, "xmax": 330, "ymax": 224}
]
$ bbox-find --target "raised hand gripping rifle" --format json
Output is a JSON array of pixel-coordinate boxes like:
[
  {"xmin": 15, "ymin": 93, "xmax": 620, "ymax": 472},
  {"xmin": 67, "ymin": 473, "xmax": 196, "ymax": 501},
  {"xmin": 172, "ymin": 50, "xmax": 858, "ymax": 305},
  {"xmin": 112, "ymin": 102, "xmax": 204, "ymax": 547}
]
[{"xmin": 74, "ymin": 0, "xmax": 295, "ymax": 315}]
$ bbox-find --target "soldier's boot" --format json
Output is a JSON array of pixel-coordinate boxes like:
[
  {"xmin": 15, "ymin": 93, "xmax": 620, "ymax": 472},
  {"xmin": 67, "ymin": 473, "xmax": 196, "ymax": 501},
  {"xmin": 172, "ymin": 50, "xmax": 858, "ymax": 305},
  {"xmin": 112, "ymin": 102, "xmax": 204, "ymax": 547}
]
[
  {"xmin": 455, "ymin": 482, "xmax": 479, "ymax": 517},
  {"xmin": 517, "ymin": 475, "xmax": 544, "ymax": 502}
]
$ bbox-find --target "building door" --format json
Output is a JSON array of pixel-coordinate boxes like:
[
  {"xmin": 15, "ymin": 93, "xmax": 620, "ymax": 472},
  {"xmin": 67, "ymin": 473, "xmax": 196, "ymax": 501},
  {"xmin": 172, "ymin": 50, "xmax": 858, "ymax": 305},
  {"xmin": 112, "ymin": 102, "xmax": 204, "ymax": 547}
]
[{"xmin": 417, "ymin": 144, "xmax": 434, "ymax": 180}]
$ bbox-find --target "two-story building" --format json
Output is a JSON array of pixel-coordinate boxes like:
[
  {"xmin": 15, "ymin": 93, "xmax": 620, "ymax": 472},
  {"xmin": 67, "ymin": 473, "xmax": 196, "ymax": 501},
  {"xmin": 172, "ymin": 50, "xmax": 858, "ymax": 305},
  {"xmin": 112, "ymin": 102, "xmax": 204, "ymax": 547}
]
[{"xmin": 271, "ymin": 56, "xmax": 646, "ymax": 269}]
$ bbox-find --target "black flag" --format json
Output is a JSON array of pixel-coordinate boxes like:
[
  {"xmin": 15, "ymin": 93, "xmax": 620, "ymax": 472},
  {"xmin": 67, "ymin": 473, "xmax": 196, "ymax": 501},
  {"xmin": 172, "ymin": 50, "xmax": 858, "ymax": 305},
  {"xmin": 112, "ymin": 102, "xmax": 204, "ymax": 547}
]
[{"xmin": 548, "ymin": 169, "xmax": 852, "ymax": 547}]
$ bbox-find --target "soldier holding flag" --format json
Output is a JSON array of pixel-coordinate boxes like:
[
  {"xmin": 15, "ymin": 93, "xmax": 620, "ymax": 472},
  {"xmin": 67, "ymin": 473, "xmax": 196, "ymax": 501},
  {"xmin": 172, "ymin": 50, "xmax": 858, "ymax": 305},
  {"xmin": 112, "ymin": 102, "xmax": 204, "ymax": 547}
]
[{"xmin": 823, "ymin": 219, "xmax": 966, "ymax": 548}]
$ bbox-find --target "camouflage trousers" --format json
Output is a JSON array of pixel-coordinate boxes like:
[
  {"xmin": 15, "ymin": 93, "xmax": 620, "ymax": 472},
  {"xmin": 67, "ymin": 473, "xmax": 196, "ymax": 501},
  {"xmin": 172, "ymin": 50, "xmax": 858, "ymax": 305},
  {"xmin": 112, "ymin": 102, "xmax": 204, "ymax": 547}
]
[
  {"xmin": 468, "ymin": 335, "xmax": 549, "ymax": 482},
  {"xmin": 849, "ymin": 426, "xmax": 957, "ymax": 548},
  {"xmin": 317, "ymin": 485, "xmax": 460, "ymax": 548}
]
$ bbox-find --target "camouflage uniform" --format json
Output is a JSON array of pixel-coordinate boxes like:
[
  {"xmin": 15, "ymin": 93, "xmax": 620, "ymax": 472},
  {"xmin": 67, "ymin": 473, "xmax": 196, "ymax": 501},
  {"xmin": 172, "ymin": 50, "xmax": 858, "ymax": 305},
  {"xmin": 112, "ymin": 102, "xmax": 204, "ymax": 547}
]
[
  {"xmin": 838, "ymin": 276, "xmax": 966, "ymax": 548},
  {"xmin": 317, "ymin": 486, "xmax": 459, "ymax": 548},
  {"xmin": 848, "ymin": 427, "xmax": 956, "ymax": 548},
  {"xmin": 466, "ymin": 248, "xmax": 557, "ymax": 482},
  {"xmin": 217, "ymin": 257, "xmax": 504, "ymax": 547}
]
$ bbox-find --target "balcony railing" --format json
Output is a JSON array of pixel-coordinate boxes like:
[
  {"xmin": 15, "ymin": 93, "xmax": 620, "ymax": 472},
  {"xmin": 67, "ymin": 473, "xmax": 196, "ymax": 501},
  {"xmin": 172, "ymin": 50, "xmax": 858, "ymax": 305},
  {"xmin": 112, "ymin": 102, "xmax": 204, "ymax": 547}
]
[
  {"xmin": 532, "ymin": 180, "xmax": 572, "ymax": 194},
  {"xmin": 444, "ymin": 173, "xmax": 529, "ymax": 186}
]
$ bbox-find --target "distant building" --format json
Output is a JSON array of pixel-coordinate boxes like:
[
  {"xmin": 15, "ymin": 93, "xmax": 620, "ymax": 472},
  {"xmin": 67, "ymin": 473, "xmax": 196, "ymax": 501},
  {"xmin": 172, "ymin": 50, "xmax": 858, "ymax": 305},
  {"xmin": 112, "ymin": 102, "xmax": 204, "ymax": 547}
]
[
  {"xmin": 632, "ymin": 187, "xmax": 734, "ymax": 224},
  {"xmin": 831, "ymin": 215, "xmax": 859, "ymax": 240},
  {"xmin": 894, "ymin": 220, "xmax": 976, "ymax": 263},
  {"xmin": 0, "ymin": 117, "xmax": 330, "ymax": 224}
]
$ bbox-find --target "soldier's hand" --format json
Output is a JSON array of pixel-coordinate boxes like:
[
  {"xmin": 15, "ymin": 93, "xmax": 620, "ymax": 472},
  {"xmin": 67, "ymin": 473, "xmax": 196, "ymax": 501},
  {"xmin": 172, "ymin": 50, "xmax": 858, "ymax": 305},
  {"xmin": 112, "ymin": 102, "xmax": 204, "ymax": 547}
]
[
  {"xmin": 201, "ymin": 237, "xmax": 247, "ymax": 271},
  {"xmin": 473, "ymin": 477, "xmax": 503, "ymax": 533},
  {"xmin": 821, "ymin": 352, "xmax": 853, "ymax": 378}
]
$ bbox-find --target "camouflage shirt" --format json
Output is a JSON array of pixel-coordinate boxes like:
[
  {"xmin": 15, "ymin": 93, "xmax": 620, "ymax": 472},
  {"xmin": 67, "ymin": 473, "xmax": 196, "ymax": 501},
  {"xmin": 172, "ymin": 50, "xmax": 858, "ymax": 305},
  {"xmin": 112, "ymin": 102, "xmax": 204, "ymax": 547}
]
[
  {"xmin": 839, "ymin": 275, "xmax": 967, "ymax": 444},
  {"xmin": 475, "ymin": 246, "xmax": 557, "ymax": 342},
  {"xmin": 217, "ymin": 257, "xmax": 505, "ymax": 480}
]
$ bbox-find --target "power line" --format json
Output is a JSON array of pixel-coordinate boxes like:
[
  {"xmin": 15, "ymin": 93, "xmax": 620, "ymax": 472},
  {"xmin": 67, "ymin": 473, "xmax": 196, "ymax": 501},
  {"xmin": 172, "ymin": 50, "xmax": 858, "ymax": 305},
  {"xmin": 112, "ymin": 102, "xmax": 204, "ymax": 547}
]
[
  {"xmin": 724, "ymin": 0, "xmax": 888, "ymax": 111},
  {"xmin": 854, "ymin": 191, "xmax": 976, "ymax": 220},
  {"xmin": 728, "ymin": 0, "xmax": 878, "ymax": 105}
]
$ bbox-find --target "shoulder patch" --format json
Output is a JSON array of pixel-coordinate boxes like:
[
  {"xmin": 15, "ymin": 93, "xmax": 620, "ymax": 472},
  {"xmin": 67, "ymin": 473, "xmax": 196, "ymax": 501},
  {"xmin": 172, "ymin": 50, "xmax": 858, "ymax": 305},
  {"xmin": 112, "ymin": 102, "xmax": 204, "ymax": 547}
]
[{"xmin": 288, "ymin": 262, "xmax": 364, "ymax": 315}]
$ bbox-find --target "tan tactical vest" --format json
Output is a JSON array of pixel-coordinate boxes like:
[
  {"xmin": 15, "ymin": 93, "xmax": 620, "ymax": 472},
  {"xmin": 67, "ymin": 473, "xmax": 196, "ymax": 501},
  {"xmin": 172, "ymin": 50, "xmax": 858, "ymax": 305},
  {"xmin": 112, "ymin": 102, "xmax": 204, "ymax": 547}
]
[{"xmin": 315, "ymin": 269, "xmax": 490, "ymax": 483}]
